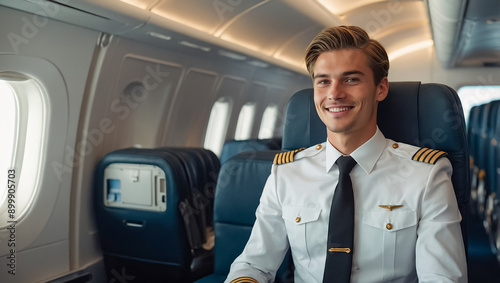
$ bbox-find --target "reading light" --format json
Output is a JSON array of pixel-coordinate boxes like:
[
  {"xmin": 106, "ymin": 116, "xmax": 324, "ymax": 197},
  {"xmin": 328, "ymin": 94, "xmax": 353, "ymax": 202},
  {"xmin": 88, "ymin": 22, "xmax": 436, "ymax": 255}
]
[
  {"xmin": 147, "ymin": 32, "xmax": 172, "ymax": 41},
  {"xmin": 180, "ymin": 41, "xmax": 211, "ymax": 52},
  {"xmin": 218, "ymin": 50, "xmax": 247, "ymax": 60}
]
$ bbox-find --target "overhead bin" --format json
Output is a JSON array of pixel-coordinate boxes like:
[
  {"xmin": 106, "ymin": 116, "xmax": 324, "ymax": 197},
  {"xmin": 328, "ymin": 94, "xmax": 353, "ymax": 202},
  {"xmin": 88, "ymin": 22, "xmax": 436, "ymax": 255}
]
[{"xmin": 0, "ymin": 0, "xmax": 149, "ymax": 34}]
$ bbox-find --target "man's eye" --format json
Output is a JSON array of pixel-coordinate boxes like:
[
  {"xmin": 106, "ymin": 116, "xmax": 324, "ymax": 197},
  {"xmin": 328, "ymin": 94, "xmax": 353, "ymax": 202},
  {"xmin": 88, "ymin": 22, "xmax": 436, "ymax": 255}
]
[{"xmin": 345, "ymin": 78, "xmax": 359, "ymax": 83}]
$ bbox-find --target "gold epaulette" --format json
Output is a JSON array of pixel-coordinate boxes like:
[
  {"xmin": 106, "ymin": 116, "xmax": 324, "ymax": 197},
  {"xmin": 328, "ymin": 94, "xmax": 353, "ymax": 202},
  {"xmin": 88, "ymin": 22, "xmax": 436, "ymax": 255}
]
[
  {"xmin": 230, "ymin": 277, "xmax": 259, "ymax": 283},
  {"xmin": 412, "ymin": 147, "xmax": 448, "ymax": 164},
  {"xmin": 273, "ymin": 148, "xmax": 305, "ymax": 165}
]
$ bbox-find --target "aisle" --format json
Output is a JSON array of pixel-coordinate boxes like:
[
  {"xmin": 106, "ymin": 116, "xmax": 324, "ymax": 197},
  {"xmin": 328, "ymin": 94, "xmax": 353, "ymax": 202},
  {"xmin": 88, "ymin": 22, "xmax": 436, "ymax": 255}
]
[{"xmin": 467, "ymin": 211, "xmax": 500, "ymax": 282}]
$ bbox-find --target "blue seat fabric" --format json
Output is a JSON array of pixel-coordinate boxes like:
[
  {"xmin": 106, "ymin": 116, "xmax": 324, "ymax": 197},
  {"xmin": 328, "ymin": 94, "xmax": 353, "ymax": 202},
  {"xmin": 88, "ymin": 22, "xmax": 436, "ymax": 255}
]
[
  {"xmin": 220, "ymin": 138, "xmax": 282, "ymax": 164},
  {"xmin": 195, "ymin": 150, "xmax": 293, "ymax": 283},
  {"xmin": 95, "ymin": 147, "xmax": 220, "ymax": 282}
]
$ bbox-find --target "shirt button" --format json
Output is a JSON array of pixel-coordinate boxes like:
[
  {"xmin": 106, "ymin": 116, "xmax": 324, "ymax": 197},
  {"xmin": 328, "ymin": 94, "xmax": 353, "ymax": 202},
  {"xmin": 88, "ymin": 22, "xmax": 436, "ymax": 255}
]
[
  {"xmin": 316, "ymin": 144, "xmax": 322, "ymax": 150},
  {"xmin": 295, "ymin": 217, "xmax": 301, "ymax": 223},
  {"xmin": 386, "ymin": 223, "xmax": 393, "ymax": 230},
  {"xmin": 392, "ymin": 143, "xmax": 399, "ymax": 149}
]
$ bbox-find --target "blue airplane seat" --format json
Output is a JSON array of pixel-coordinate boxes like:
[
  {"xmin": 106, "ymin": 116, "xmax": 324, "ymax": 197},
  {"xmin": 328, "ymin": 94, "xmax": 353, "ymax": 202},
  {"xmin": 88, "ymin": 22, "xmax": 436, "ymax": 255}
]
[
  {"xmin": 219, "ymin": 138, "xmax": 282, "ymax": 164},
  {"xmin": 195, "ymin": 150, "xmax": 294, "ymax": 283},
  {"xmin": 485, "ymin": 102, "xmax": 500, "ymax": 257},
  {"xmin": 282, "ymin": 82, "xmax": 470, "ymax": 249},
  {"xmin": 162, "ymin": 148, "xmax": 220, "ymax": 230},
  {"xmin": 158, "ymin": 147, "xmax": 221, "ymax": 279},
  {"xmin": 475, "ymin": 101, "xmax": 500, "ymax": 218},
  {"xmin": 161, "ymin": 148, "xmax": 212, "ymax": 245},
  {"xmin": 95, "ymin": 148, "xmax": 211, "ymax": 282},
  {"xmin": 468, "ymin": 105, "xmax": 481, "ymax": 212},
  {"xmin": 184, "ymin": 148, "xmax": 221, "ymax": 230}
]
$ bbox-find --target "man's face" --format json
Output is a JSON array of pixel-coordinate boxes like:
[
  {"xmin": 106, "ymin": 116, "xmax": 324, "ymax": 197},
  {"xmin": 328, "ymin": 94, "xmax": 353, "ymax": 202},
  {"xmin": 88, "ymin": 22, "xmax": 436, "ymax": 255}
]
[{"xmin": 313, "ymin": 49, "xmax": 388, "ymax": 142}]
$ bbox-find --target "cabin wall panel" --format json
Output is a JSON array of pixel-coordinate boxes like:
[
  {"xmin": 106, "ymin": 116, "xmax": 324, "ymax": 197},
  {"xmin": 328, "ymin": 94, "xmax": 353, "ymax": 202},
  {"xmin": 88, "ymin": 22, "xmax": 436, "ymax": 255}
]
[
  {"xmin": 163, "ymin": 68, "xmax": 219, "ymax": 147},
  {"xmin": 106, "ymin": 56, "xmax": 183, "ymax": 149},
  {"xmin": 0, "ymin": 5, "xmax": 100, "ymax": 282}
]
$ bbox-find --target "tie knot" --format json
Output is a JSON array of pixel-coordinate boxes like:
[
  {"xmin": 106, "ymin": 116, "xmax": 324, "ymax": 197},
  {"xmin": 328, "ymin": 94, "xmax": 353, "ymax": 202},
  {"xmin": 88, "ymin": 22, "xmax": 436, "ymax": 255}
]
[{"xmin": 336, "ymin": 155, "xmax": 357, "ymax": 175}]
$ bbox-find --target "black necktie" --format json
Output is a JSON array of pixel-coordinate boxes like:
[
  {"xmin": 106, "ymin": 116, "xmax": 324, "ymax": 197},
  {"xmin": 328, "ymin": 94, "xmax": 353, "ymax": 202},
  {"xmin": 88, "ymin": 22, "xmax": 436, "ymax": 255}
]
[{"xmin": 323, "ymin": 155, "xmax": 357, "ymax": 283}]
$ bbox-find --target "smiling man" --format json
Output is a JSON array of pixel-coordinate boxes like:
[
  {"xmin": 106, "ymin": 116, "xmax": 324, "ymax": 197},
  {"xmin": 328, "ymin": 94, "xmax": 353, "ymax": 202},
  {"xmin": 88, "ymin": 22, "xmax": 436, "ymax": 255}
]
[{"xmin": 225, "ymin": 26, "xmax": 467, "ymax": 283}]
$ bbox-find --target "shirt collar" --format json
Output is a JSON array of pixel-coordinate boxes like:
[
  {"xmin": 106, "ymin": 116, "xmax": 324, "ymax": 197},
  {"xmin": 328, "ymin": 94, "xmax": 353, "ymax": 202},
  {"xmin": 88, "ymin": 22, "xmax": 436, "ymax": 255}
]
[{"xmin": 326, "ymin": 127, "xmax": 386, "ymax": 174}]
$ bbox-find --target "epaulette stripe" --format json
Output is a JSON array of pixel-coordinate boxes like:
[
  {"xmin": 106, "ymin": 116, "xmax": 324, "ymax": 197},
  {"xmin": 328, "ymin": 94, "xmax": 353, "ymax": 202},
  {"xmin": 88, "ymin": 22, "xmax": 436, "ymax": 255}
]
[
  {"xmin": 290, "ymin": 149, "xmax": 299, "ymax": 163},
  {"xmin": 230, "ymin": 277, "xmax": 259, "ymax": 283},
  {"xmin": 273, "ymin": 153, "xmax": 279, "ymax": 165},
  {"xmin": 419, "ymin": 148, "xmax": 434, "ymax": 162},
  {"xmin": 281, "ymin": 152, "xmax": 288, "ymax": 164},
  {"xmin": 429, "ymin": 150, "xmax": 448, "ymax": 164},
  {"xmin": 273, "ymin": 148, "xmax": 306, "ymax": 165},
  {"xmin": 423, "ymin": 149, "xmax": 440, "ymax": 163},
  {"xmin": 412, "ymin": 147, "xmax": 448, "ymax": 164},
  {"xmin": 412, "ymin": 147, "xmax": 428, "ymax": 162}
]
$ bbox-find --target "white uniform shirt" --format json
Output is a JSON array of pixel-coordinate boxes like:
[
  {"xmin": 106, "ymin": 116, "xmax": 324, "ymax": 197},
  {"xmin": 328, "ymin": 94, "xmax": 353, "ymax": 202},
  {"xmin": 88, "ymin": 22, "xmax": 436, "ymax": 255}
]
[{"xmin": 225, "ymin": 128, "xmax": 467, "ymax": 283}]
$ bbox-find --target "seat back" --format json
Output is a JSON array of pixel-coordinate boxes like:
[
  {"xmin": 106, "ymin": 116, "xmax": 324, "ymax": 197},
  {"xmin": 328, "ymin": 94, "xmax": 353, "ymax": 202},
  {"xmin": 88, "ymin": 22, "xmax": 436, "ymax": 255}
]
[
  {"xmin": 282, "ymin": 82, "xmax": 470, "ymax": 247},
  {"xmin": 95, "ymin": 148, "xmax": 193, "ymax": 281},
  {"xmin": 220, "ymin": 138, "xmax": 282, "ymax": 164},
  {"xmin": 95, "ymin": 147, "xmax": 219, "ymax": 282},
  {"xmin": 197, "ymin": 150, "xmax": 293, "ymax": 283}
]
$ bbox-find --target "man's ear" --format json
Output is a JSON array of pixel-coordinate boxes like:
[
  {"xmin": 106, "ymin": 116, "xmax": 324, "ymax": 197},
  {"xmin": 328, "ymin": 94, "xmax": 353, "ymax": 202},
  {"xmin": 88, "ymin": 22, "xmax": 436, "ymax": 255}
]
[{"xmin": 376, "ymin": 77, "xmax": 389, "ymax": 102}]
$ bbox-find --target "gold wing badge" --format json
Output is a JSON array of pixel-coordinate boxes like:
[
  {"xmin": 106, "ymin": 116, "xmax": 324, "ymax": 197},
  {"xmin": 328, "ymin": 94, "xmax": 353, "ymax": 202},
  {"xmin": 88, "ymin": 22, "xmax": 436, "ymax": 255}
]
[{"xmin": 378, "ymin": 205, "xmax": 403, "ymax": 211}]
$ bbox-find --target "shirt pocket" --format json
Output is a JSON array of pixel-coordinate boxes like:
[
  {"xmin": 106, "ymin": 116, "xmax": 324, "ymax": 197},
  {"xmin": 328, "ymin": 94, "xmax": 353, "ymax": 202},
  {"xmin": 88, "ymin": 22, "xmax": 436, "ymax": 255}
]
[
  {"xmin": 362, "ymin": 209, "xmax": 418, "ymax": 280},
  {"xmin": 282, "ymin": 205, "xmax": 321, "ymax": 265},
  {"xmin": 363, "ymin": 209, "xmax": 417, "ymax": 232}
]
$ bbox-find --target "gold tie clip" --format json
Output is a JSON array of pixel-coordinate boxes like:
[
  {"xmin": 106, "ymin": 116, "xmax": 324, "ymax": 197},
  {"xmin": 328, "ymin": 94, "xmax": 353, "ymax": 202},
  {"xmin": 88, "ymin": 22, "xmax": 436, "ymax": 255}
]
[
  {"xmin": 328, "ymin": 248, "xmax": 351, "ymax": 253},
  {"xmin": 378, "ymin": 205, "xmax": 403, "ymax": 211}
]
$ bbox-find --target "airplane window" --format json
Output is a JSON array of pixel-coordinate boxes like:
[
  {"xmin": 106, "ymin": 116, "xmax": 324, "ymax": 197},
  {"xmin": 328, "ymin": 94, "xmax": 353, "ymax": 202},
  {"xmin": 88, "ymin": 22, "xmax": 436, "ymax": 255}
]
[
  {"xmin": 458, "ymin": 85, "xmax": 500, "ymax": 125},
  {"xmin": 258, "ymin": 104, "xmax": 279, "ymax": 139},
  {"xmin": 235, "ymin": 102, "xmax": 256, "ymax": 140},
  {"xmin": 0, "ymin": 81, "xmax": 17, "ymax": 206},
  {"xmin": 204, "ymin": 97, "xmax": 232, "ymax": 156},
  {"xmin": 0, "ymin": 76, "xmax": 45, "ymax": 228}
]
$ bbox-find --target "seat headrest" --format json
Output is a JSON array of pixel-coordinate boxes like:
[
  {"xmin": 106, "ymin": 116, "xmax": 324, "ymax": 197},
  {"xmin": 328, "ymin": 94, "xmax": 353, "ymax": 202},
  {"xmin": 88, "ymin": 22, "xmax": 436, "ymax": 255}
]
[{"xmin": 281, "ymin": 88, "xmax": 326, "ymax": 151}]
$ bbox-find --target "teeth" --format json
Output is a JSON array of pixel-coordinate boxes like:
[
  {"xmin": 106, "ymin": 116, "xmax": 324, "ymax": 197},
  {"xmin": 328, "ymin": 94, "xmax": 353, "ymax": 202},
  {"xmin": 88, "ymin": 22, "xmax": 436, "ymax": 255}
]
[{"xmin": 329, "ymin": 107, "xmax": 351, "ymax": 113}]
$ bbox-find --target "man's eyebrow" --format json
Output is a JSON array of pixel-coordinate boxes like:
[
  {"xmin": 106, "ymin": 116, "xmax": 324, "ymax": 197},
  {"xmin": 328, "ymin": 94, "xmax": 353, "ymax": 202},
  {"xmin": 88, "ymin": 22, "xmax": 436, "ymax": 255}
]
[
  {"xmin": 313, "ymin": 73, "xmax": 329, "ymax": 80},
  {"xmin": 313, "ymin": 70, "xmax": 365, "ymax": 80},
  {"xmin": 342, "ymin": 70, "xmax": 365, "ymax": 77}
]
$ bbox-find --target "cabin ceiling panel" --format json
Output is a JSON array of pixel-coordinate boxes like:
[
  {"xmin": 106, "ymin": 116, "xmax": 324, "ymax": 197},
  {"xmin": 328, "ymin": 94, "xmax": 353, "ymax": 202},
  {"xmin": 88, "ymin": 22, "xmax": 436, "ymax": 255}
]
[
  {"xmin": 150, "ymin": 0, "xmax": 266, "ymax": 34},
  {"xmin": 315, "ymin": 0, "xmax": 382, "ymax": 15},
  {"xmin": 217, "ymin": 0, "xmax": 321, "ymax": 57},
  {"xmin": 273, "ymin": 25, "xmax": 324, "ymax": 69},
  {"xmin": 342, "ymin": 1, "xmax": 427, "ymax": 38},
  {"xmin": 8, "ymin": 0, "xmax": 500, "ymax": 70},
  {"xmin": 377, "ymin": 24, "xmax": 432, "ymax": 61}
]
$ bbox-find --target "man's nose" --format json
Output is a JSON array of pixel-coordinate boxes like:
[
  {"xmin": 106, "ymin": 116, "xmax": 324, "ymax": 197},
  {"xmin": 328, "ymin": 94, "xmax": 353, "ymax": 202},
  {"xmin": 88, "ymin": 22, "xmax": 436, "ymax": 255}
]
[{"xmin": 327, "ymin": 81, "xmax": 345, "ymax": 100}]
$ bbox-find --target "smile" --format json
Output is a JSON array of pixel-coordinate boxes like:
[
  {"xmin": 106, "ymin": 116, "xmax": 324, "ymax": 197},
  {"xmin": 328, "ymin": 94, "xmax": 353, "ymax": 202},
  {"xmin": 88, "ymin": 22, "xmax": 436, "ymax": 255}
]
[{"xmin": 328, "ymin": 107, "xmax": 353, "ymax": 113}]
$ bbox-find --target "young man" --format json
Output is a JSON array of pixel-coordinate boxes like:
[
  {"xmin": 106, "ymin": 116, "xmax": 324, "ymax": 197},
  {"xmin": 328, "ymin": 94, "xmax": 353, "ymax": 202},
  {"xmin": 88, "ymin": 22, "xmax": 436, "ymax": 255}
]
[{"xmin": 225, "ymin": 26, "xmax": 467, "ymax": 282}]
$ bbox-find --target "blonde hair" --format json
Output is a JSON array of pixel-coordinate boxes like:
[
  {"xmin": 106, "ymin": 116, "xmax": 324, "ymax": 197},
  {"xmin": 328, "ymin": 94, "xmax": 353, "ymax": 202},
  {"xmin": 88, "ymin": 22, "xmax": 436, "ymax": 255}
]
[{"xmin": 305, "ymin": 26, "xmax": 389, "ymax": 84}]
